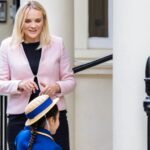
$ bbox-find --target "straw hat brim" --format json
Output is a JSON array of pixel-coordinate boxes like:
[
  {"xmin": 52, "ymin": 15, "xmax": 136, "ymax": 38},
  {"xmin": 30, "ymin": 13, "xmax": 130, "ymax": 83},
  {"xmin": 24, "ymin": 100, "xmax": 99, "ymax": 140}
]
[{"xmin": 25, "ymin": 97, "xmax": 59, "ymax": 126}]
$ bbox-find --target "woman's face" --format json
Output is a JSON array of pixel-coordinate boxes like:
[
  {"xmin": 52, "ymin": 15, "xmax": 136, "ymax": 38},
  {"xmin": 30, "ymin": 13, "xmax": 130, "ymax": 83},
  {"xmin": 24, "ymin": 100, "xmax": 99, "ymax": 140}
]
[
  {"xmin": 23, "ymin": 8, "xmax": 44, "ymax": 43},
  {"xmin": 49, "ymin": 112, "xmax": 60, "ymax": 135}
]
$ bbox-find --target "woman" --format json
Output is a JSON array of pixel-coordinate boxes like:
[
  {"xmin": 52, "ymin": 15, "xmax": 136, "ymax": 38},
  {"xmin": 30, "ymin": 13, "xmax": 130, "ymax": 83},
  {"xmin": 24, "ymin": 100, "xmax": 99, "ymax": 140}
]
[
  {"xmin": 0, "ymin": 1, "xmax": 75, "ymax": 150},
  {"xmin": 15, "ymin": 95, "xmax": 62, "ymax": 150}
]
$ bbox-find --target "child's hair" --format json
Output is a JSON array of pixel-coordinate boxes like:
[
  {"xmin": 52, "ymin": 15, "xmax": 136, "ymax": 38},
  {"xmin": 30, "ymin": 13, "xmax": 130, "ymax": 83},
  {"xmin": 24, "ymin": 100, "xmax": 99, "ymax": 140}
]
[{"xmin": 28, "ymin": 104, "xmax": 59, "ymax": 150}]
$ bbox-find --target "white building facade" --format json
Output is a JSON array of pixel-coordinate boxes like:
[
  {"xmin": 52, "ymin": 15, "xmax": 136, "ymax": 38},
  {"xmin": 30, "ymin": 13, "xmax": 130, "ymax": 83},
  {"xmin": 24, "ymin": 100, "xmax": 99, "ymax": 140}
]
[{"xmin": 0, "ymin": 0, "xmax": 148, "ymax": 150}]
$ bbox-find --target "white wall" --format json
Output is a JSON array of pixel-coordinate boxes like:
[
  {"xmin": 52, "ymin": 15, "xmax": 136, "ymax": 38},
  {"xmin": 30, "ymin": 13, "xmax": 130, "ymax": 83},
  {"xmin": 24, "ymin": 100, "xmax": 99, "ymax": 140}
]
[
  {"xmin": 75, "ymin": 75, "xmax": 112, "ymax": 150},
  {"xmin": 74, "ymin": 0, "xmax": 113, "ymax": 149}
]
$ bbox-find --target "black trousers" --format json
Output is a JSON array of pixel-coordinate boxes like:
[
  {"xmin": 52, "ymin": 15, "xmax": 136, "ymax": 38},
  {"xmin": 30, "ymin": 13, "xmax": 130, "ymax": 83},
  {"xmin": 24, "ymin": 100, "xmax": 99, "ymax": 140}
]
[
  {"xmin": 7, "ymin": 110, "xmax": 70, "ymax": 150},
  {"xmin": 7, "ymin": 113, "xmax": 26, "ymax": 150},
  {"xmin": 53, "ymin": 110, "xmax": 70, "ymax": 150}
]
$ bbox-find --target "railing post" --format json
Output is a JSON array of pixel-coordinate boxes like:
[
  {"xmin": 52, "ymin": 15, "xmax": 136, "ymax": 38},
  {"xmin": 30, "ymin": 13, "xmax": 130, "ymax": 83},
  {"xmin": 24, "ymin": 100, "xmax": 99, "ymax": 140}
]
[
  {"xmin": 144, "ymin": 57, "xmax": 150, "ymax": 150},
  {"xmin": 0, "ymin": 97, "xmax": 3, "ymax": 149},
  {"xmin": 0, "ymin": 95, "xmax": 7, "ymax": 150},
  {"xmin": 144, "ymin": 96, "xmax": 150, "ymax": 150},
  {"xmin": 148, "ymin": 115, "xmax": 150, "ymax": 150}
]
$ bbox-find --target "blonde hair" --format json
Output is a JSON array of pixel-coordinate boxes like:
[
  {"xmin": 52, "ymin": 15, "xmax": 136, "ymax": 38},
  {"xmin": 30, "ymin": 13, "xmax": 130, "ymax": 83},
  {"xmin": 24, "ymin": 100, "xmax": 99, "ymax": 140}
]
[{"xmin": 11, "ymin": 0, "xmax": 51, "ymax": 46}]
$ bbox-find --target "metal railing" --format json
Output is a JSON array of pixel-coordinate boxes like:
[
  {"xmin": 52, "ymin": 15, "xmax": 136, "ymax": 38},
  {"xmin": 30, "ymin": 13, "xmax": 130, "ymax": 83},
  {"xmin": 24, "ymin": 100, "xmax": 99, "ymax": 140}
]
[
  {"xmin": 0, "ymin": 54, "xmax": 113, "ymax": 150},
  {"xmin": 73, "ymin": 54, "xmax": 112, "ymax": 73},
  {"xmin": 144, "ymin": 56, "xmax": 150, "ymax": 150},
  {"xmin": 0, "ymin": 95, "xmax": 7, "ymax": 150}
]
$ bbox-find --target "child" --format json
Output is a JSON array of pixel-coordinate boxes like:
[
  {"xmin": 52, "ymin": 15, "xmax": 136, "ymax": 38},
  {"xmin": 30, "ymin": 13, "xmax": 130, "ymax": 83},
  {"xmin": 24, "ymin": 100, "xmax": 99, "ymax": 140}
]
[{"xmin": 15, "ymin": 95, "xmax": 62, "ymax": 150}]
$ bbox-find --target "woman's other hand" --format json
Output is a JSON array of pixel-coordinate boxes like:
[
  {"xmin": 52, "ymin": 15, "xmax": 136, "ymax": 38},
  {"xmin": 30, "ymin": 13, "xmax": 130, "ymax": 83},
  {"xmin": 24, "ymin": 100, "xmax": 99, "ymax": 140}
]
[
  {"xmin": 39, "ymin": 82, "xmax": 61, "ymax": 96},
  {"xmin": 18, "ymin": 80, "xmax": 38, "ymax": 93}
]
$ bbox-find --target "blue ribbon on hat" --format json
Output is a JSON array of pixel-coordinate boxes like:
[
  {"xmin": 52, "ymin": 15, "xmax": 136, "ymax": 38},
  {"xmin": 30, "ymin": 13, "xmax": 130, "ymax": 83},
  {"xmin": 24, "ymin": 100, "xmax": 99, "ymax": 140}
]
[{"xmin": 26, "ymin": 97, "xmax": 52, "ymax": 119}]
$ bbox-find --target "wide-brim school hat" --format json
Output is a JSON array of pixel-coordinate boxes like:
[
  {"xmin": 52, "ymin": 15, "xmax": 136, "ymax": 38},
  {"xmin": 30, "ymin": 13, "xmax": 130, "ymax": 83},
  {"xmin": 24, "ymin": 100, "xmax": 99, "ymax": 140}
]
[{"xmin": 25, "ymin": 95, "xmax": 59, "ymax": 126}]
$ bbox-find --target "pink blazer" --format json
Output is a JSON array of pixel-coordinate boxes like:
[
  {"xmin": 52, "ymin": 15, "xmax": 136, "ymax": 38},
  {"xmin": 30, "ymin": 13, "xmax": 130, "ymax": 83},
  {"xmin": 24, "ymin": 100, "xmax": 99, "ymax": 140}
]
[{"xmin": 0, "ymin": 36, "xmax": 76, "ymax": 114}]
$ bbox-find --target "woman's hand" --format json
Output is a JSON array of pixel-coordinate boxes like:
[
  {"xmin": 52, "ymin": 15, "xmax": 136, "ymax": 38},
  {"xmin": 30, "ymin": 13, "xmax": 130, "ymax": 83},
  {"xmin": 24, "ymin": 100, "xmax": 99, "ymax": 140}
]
[
  {"xmin": 18, "ymin": 80, "xmax": 38, "ymax": 93},
  {"xmin": 39, "ymin": 82, "xmax": 61, "ymax": 96}
]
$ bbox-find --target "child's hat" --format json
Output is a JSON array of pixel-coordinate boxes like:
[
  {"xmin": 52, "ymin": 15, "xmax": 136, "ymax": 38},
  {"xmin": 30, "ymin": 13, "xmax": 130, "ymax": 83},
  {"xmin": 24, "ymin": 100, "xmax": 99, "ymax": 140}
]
[{"xmin": 25, "ymin": 95, "xmax": 59, "ymax": 126}]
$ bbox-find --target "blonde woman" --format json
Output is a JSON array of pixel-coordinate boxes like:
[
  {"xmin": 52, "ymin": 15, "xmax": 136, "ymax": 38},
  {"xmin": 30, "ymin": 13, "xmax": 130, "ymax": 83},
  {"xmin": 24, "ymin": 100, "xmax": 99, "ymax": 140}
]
[{"xmin": 0, "ymin": 1, "xmax": 75, "ymax": 150}]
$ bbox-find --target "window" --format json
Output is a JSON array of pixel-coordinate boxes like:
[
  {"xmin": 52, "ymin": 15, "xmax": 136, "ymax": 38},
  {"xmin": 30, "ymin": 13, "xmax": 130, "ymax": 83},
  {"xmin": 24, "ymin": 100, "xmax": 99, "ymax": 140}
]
[
  {"xmin": 74, "ymin": 0, "xmax": 112, "ymax": 74},
  {"xmin": 89, "ymin": 0, "xmax": 108, "ymax": 37},
  {"xmin": 74, "ymin": 0, "xmax": 113, "ymax": 50},
  {"xmin": 0, "ymin": 1, "xmax": 7, "ymax": 22},
  {"xmin": 88, "ymin": 0, "xmax": 112, "ymax": 49}
]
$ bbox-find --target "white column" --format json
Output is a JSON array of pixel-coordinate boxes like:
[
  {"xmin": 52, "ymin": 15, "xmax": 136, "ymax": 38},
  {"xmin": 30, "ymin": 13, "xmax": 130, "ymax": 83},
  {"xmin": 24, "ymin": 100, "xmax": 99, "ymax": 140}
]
[{"xmin": 113, "ymin": 0, "xmax": 150, "ymax": 150}]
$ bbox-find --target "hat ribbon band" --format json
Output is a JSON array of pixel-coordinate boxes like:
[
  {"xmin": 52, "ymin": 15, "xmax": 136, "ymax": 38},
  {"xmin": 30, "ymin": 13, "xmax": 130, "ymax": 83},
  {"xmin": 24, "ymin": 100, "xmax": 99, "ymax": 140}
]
[{"xmin": 26, "ymin": 97, "xmax": 52, "ymax": 119}]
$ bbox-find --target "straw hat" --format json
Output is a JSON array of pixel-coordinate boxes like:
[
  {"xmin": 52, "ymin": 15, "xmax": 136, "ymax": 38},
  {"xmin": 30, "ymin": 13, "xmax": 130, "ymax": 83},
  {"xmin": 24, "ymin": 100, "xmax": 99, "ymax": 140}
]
[{"xmin": 25, "ymin": 95, "xmax": 59, "ymax": 126}]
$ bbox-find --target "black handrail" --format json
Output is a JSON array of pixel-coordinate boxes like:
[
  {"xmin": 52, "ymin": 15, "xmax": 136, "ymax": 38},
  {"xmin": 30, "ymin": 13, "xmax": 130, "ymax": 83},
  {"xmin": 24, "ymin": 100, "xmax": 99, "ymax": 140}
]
[
  {"xmin": 73, "ymin": 54, "xmax": 113, "ymax": 73},
  {"xmin": 0, "ymin": 54, "xmax": 113, "ymax": 150}
]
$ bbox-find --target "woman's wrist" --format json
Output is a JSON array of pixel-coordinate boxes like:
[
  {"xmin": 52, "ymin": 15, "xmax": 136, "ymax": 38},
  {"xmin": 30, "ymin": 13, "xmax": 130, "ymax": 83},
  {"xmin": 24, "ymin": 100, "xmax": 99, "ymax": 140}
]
[
  {"xmin": 55, "ymin": 83, "xmax": 61, "ymax": 93},
  {"xmin": 18, "ymin": 81, "xmax": 24, "ymax": 91}
]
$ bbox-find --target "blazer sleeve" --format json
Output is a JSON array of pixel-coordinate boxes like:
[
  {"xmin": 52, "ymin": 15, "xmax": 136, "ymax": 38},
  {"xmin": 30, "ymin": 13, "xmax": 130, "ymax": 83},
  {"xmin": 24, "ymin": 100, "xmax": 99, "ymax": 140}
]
[
  {"xmin": 56, "ymin": 39, "xmax": 76, "ymax": 96},
  {"xmin": 0, "ymin": 39, "xmax": 21, "ymax": 94}
]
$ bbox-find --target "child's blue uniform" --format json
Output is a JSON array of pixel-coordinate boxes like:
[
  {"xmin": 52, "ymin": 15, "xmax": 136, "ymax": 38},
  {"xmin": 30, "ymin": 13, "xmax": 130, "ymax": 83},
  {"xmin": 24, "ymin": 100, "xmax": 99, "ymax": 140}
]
[{"xmin": 15, "ymin": 127, "xmax": 62, "ymax": 150}]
